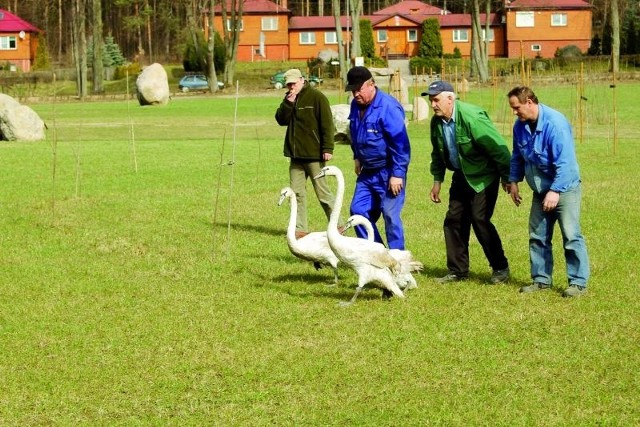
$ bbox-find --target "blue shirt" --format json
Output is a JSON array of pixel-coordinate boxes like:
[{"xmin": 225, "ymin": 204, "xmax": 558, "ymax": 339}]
[
  {"xmin": 441, "ymin": 108, "xmax": 460, "ymax": 170},
  {"xmin": 509, "ymin": 103, "xmax": 581, "ymax": 194},
  {"xmin": 348, "ymin": 89, "xmax": 411, "ymax": 179}
]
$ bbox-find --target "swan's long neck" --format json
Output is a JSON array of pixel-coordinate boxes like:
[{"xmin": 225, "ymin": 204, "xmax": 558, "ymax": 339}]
[
  {"xmin": 287, "ymin": 192, "xmax": 298, "ymax": 240},
  {"xmin": 328, "ymin": 170, "xmax": 344, "ymax": 237}
]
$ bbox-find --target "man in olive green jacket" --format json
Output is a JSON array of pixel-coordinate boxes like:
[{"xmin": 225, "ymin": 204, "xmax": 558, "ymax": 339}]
[
  {"xmin": 275, "ymin": 69, "xmax": 336, "ymax": 238},
  {"xmin": 425, "ymin": 81, "xmax": 511, "ymax": 285}
]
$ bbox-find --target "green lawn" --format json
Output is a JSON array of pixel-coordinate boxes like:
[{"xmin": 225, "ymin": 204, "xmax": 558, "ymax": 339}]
[{"xmin": 0, "ymin": 80, "xmax": 638, "ymax": 425}]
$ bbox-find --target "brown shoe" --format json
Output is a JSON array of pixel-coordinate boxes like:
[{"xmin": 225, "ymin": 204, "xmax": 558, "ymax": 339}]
[{"xmin": 295, "ymin": 231, "xmax": 308, "ymax": 239}]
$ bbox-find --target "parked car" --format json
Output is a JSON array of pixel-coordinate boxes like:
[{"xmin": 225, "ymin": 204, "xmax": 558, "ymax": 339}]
[
  {"xmin": 178, "ymin": 74, "xmax": 224, "ymax": 92},
  {"xmin": 270, "ymin": 71, "xmax": 323, "ymax": 90}
]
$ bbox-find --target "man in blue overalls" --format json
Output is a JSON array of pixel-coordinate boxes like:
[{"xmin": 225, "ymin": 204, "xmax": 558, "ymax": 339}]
[{"xmin": 346, "ymin": 66, "xmax": 411, "ymax": 250}]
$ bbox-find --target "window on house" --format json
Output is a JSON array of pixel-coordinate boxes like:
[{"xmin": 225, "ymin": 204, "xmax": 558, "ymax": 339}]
[
  {"xmin": 551, "ymin": 13, "xmax": 567, "ymax": 26},
  {"xmin": 453, "ymin": 29, "xmax": 469, "ymax": 42},
  {"xmin": 531, "ymin": 44, "xmax": 542, "ymax": 52},
  {"xmin": 407, "ymin": 29, "xmax": 418, "ymax": 42},
  {"xmin": 226, "ymin": 19, "xmax": 244, "ymax": 31},
  {"xmin": 0, "ymin": 36, "xmax": 17, "ymax": 50},
  {"xmin": 261, "ymin": 17, "xmax": 278, "ymax": 31},
  {"xmin": 482, "ymin": 28, "xmax": 494, "ymax": 42},
  {"xmin": 377, "ymin": 29, "xmax": 388, "ymax": 43},
  {"xmin": 325, "ymin": 31, "xmax": 338, "ymax": 44},
  {"xmin": 300, "ymin": 32, "xmax": 316, "ymax": 45},
  {"xmin": 515, "ymin": 11, "xmax": 534, "ymax": 27}
]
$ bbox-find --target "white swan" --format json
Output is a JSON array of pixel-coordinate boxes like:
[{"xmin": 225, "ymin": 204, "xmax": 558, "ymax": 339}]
[
  {"xmin": 343, "ymin": 214, "xmax": 423, "ymax": 290},
  {"xmin": 278, "ymin": 187, "xmax": 340, "ymax": 284},
  {"xmin": 313, "ymin": 165, "xmax": 405, "ymax": 306}
]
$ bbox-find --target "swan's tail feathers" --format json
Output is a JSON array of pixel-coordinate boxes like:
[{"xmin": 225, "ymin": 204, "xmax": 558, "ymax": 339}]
[{"xmin": 407, "ymin": 260, "xmax": 424, "ymax": 272}]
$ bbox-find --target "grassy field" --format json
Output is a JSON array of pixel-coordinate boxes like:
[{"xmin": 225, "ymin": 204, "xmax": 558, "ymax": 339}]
[{"xmin": 1, "ymin": 80, "xmax": 639, "ymax": 425}]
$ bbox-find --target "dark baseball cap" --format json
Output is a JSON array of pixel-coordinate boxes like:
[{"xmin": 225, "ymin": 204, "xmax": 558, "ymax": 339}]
[
  {"xmin": 345, "ymin": 66, "xmax": 373, "ymax": 92},
  {"xmin": 421, "ymin": 80, "xmax": 455, "ymax": 96}
]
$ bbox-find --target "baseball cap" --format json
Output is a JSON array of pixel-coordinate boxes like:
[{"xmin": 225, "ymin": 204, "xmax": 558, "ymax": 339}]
[
  {"xmin": 284, "ymin": 69, "xmax": 303, "ymax": 84},
  {"xmin": 345, "ymin": 66, "xmax": 373, "ymax": 92},
  {"xmin": 421, "ymin": 80, "xmax": 455, "ymax": 96}
]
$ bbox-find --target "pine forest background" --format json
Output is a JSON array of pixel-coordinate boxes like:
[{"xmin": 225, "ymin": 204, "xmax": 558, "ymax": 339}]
[{"xmin": 2, "ymin": 0, "xmax": 639, "ymax": 72}]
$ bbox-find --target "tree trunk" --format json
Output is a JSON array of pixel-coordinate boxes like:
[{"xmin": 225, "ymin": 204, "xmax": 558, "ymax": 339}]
[
  {"xmin": 332, "ymin": 0, "xmax": 347, "ymax": 82},
  {"xmin": 207, "ymin": 0, "xmax": 219, "ymax": 92},
  {"xmin": 350, "ymin": 0, "xmax": 362, "ymax": 60},
  {"xmin": 58, "ymin": 0, "xmax": 63, "ymax": 61},
  {"xmin": 72, "ymin": 0, "xmax": 88, "ymax": 99},
  {"xmin": 92, "ymin": 0, "xmax": 104, "ymax": 93},
  {"xmin": 610, "ymin": 0, "xmax": 619, "ymax": 72},
  {"xmin": 470, "ymin": 0, "xmax": 489, "ymax": 82},
  {"xmin": 221, "ymin": 0, "xmax": 244, "ymax": 86}
]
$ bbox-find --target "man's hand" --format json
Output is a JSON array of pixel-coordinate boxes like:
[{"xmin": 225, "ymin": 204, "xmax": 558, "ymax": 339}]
[
  {"xmin": 323, "ymin": 153, "xmax": 333, "ymax": 162},
  {"xmin": 543, "ymin": 190, "xmax": 559, "ymax": 212},
  {"xmin": 430, "ymin": 181, "xmax": 442, "ymax": 203},
  {"xmin": 509, "ymin": 182, "xmax": 522, "ymax": 207},
  {"xmin": 285, "ymin": 89, "xmax": 298, "ymax": 103},
  {"xmin": 389, "ymin": 177, "xmax": 403, "ymax": 196},
  {"xmin": 354, "ymin": 159, "xmax": 362, "ymax": 176}
]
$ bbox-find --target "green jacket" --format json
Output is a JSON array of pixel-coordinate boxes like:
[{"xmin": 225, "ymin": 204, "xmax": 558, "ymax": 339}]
[
  {"xmin": 430, "ymin": 100, "xmax": 510, "ymax": 192},
  {"xmin": 275, "ymin": 82, "xmax": 335, "ymax": 160}
]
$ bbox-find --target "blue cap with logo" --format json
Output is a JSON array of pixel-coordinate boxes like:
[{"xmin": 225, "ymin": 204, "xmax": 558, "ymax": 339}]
[{"xmin": 421, "ymin": 80, "xmax": 455, "ymax": 96}]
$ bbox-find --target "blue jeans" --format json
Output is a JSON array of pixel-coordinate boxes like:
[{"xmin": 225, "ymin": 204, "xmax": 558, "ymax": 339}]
[
  {"xmin": 529, "ymin": 184, "xmax": 590, "ymax": 286},
  {"xmin": 350, "ymin": 168, "xmax": 406, "ymax": 250}
]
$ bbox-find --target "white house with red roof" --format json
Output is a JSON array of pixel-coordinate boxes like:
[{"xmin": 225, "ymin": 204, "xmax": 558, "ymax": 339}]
[{"xmin": 0, "ymin": 9, "xmax": 41, "ymax": 72}]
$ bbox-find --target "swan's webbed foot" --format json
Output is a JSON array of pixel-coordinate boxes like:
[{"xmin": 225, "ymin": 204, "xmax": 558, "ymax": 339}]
[
  {"xmin": 338, "ymin": 286, "xmax": 364, "ymax": 307},
  {"xmin": 381, "ymin": 288, "xmax": 394, "ymax": 299}
]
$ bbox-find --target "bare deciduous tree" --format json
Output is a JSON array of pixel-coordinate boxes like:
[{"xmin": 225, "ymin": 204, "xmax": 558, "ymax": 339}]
[{"xmin": 92, "ymin": 0, "xmax": 104, "ymax": 94}]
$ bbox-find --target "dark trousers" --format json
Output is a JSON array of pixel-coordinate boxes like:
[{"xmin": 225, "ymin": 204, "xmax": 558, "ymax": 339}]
[{"xmin": 444, "ymin": 171, "xmax": 508, "ymax": 275}]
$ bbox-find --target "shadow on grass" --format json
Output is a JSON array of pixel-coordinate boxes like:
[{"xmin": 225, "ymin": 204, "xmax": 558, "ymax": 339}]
[
  {"xmin": 210, "ymin": 221, "xmax": 283, "ymax": 237},
  {"xmin": 417, "ymin": 266, "xmax": 530, "ymax": 291},
  {"xmin": 257, "ymin": 271, "xmax": 397, "ymax": 303}
]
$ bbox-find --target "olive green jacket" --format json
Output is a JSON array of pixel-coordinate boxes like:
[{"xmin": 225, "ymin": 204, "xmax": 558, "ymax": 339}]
[
  {"xmin": 430, "ymin": 100, "xmax": 510, "ymax": 192},
  {"xmin": 275, "ymin": 83, "xmax": 335, "ymax": 160}
]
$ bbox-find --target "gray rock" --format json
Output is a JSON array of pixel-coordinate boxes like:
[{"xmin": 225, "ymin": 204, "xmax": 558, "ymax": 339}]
[
  {"xmin": 318, "ymin": 49, "xmax": 339, "ymax": 63},
  {"xmin": 331, "ymin": 104, "xmax": 351, "ymax": 143},
  {"xmin": 412, "ymin": 96, "xmax": 430, "ymax": 122},
  {"xmin": 0, "ymin": 94, "xmax": 45, "ymax": 141},
  {"xmin": 136, "ymin": 63, "xmax": 170, "ymax": 106}
]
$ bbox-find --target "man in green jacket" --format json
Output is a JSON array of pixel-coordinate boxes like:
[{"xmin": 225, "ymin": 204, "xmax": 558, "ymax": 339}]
[
  {"xmin": 275, "ymin": 69, "xmax": 337, "ymax": 238},
  {"xmin": 425, "ymin": 81, "xmax": 511, "ymax": 284}
]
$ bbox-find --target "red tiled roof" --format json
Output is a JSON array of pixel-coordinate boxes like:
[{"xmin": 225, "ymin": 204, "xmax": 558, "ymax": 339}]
[
  {"xmin": 290, "ymin": 13, "xmax": 501, "ymax": 30},
  {"xmin": 290, "ymin": 15, "xmax": 373, "ymax": 30},
  {"xmin": 373, "ymin": 0, "xmax": 443, "ymax": 16},
  {"xmin": 213, "ymin": 0, "xmax": 290, "ymax": 14},
  {"xmin": 439, "ymin": 13, "xmax": 501, "ymax": 27},
  {"xmin": 506, "ymin": 0, "xmax": 592, "ymax": 9},
  {"xmin": 0, "ymin": 9, "xmax": 40, "ymax": 32}
]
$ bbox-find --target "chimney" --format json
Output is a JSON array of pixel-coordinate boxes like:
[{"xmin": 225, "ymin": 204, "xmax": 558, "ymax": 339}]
[{"xmin": 281, "ymin": 0, "xmax": 288, "ymax": 10}]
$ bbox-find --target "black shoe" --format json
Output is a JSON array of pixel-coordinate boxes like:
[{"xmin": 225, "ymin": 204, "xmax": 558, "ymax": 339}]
[
  {"xmin": 436, "ymin": 273, "xmax": 468, "ymax": 284},
  {"xmin": 489, "ymin": 267, "xmax": 510, "ymax": 284},
  {"xmin": 563, "ymin": 284, "xmax": 587, "ymax": 298},
  {"xmin": 520, "ymin": 282, "xmax": 551, "ymax": 293}
]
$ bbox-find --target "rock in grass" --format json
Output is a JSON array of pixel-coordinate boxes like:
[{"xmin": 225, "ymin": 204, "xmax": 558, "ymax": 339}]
[
  {"xmin": 0, "ymin": 93, "xmax": 45, "ymax": 141},
  {"xmin": 136, "ymin": 63, "xmax": 170, "ymax": 106}
]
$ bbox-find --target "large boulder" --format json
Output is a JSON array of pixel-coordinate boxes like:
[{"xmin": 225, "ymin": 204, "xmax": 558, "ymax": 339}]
[
  {"xmin": 412, "ymin": 96, "xmax": 430, "ymax": 122},
  {"xmin": 331, "ymin": 104, "xmax": 351, "ymax": 144},
  {"xmin": 136, "ymin": 63, "xmax": 170, "ymax": 106},
  {"xmin": 318, "ymin": 49, "xmax": 339, "ymax": 64},
  {"xmin": 0, "ymin": 94, "xmax": 45, "ymax": 141}
]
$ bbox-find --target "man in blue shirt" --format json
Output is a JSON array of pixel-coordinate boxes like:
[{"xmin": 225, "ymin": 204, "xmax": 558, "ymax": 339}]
[
  {"xmin": 507, "ymin": 86, "xmax": 590, "ymax": 297},
  {"xmin": 346, "ymin": 66, "xmax": 411, "ymax": 250}
]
